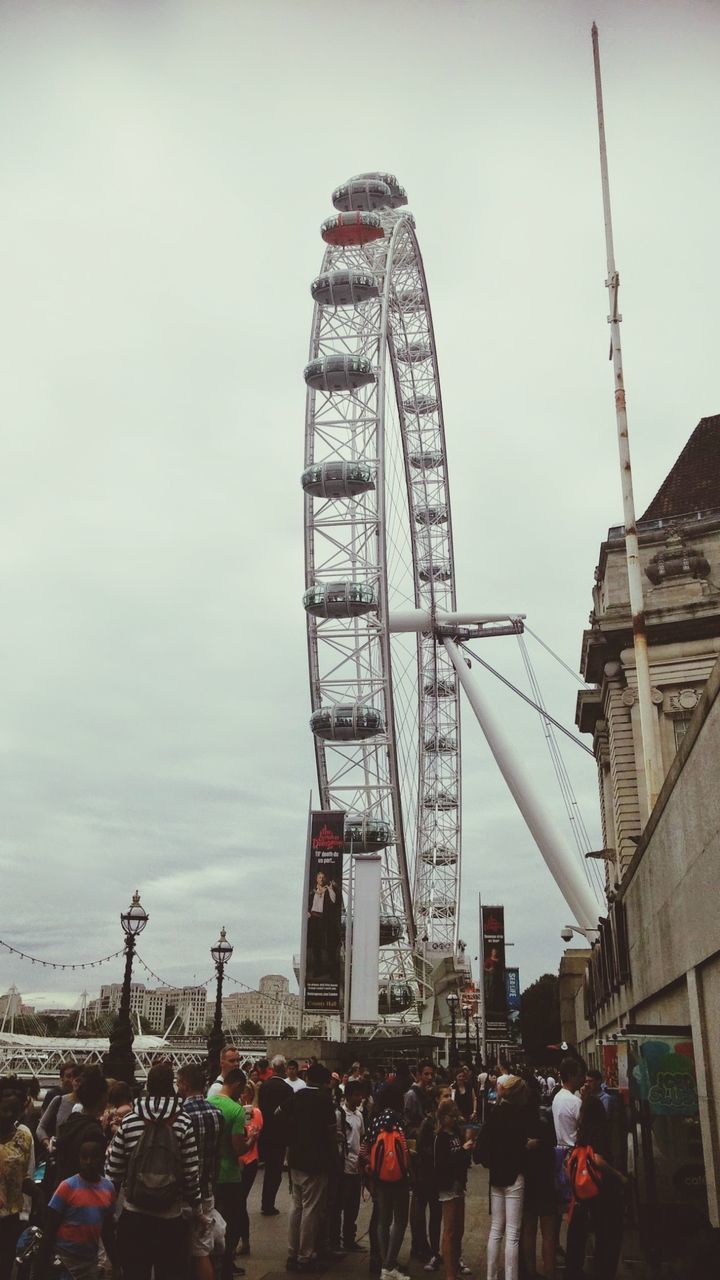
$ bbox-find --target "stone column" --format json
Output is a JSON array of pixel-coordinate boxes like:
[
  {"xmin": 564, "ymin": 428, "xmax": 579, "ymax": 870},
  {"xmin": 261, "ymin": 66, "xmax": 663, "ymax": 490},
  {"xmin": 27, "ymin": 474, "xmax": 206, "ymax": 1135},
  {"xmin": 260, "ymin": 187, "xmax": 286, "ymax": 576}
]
[{"xmin": 603, "ymin": 661, "xmax": 643, "ymax": 876}]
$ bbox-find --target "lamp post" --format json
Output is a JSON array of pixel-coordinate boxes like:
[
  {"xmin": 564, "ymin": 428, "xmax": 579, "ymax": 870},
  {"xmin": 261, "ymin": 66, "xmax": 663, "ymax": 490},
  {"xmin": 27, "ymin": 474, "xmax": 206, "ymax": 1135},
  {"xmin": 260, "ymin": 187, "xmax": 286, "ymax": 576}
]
[
  {"xmin": 446, "ymin": 991, "xmax": 459, "ymax": 1066},
  {"xmin": 206, "ymin": 927, "xmax": 233, "ymax": 1084},
  {"xmin": 103, "ymin": 891, "xmax": 148, "ymax": 1087}
]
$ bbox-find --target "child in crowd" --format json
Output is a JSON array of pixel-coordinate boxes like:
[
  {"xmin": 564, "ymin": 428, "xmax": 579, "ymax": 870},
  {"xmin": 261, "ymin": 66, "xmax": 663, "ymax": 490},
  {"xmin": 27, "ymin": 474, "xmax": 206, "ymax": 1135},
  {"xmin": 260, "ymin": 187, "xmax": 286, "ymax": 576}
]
[
  {"xmin": 37, "ymin": 1138, "xmax": 116, "ymax": 1280},
  {"xmin": 433, "ymin": 1100, "xmax": 474, "ymax": 1280}
]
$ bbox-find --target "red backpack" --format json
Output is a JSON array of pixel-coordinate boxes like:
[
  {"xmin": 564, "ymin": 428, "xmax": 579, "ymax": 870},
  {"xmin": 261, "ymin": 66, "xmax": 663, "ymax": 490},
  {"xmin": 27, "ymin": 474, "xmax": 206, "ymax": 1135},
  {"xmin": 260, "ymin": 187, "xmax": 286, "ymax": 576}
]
[
  {"xmin": 565, "ymin": 1145, "xmax": 603, "ymax": 1200},
  {"xmin": 370, "ymin": 1128, "xmax": 408, "ymax": 1182}
]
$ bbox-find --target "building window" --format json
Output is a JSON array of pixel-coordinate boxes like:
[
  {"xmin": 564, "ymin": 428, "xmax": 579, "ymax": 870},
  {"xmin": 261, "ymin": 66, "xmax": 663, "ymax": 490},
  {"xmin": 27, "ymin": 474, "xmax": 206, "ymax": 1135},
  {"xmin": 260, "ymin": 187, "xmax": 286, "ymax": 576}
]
[{"xmin": 674, "ymin": 714, "xmax": 693, "ymax": 752}]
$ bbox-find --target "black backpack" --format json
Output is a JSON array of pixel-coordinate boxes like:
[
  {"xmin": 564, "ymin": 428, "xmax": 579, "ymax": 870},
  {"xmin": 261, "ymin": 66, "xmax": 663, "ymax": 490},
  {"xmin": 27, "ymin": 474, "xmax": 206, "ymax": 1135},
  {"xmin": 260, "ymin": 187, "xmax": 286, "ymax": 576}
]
[{"xmin": 126, "ymin": 1118, "xmax": 183, "ymax": 1213}]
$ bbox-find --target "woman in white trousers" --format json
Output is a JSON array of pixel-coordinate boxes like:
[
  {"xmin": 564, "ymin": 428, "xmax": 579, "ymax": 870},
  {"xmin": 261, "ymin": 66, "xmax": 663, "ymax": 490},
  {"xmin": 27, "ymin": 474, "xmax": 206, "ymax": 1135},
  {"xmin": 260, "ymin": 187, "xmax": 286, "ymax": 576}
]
[
  {"xmin": 487, "ymin": 1173, "xmax": 525, "ymax": 1280},
  {"xmin": 475, "ymin": 1077, "xmax": 534, "ymax": 1280}
]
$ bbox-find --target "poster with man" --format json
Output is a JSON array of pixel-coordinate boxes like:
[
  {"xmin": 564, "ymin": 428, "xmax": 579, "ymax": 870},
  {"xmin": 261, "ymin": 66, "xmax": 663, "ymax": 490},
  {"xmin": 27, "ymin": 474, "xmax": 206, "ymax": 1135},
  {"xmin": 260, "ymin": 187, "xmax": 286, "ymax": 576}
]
[
  {"xmin": 482, "ymin": 905, "xmax": 508, "ymax": 1038},
  {"xmin": 303, "ymin": 810, "xmax": 344, "ymax": 1012}
]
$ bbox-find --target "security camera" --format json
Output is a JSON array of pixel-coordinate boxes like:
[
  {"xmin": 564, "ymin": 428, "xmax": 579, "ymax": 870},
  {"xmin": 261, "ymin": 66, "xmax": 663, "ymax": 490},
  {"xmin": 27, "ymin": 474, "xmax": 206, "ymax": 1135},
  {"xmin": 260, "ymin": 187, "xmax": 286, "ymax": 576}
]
[{"xmin": 560, "ymin": 926, "xmax": 574, "ymax": 942}]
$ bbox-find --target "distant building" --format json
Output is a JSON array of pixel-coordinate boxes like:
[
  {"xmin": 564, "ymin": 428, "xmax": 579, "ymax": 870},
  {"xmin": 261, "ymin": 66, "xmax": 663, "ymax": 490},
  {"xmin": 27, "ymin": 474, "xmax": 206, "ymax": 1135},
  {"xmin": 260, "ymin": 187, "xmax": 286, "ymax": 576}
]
[
  {"xmin": 0, "ymin": 988, "xmax": 34, "ymax": 1022},
  {"xmin": 223, "ymin": 973, "xmax": 314, "ymax": 1035},
  {"xmin": 89, "ymin": 983, "xmax": 207, "ymax": 1034}
]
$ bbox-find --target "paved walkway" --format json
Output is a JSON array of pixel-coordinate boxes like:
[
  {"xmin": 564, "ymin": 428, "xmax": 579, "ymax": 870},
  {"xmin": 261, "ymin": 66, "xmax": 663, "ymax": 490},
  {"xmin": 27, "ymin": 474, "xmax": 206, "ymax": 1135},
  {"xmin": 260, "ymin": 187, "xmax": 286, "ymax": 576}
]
[
  {"xmin": 246, "ymin": 1164, "xmax": 489, "ymax": 1280},
  {"xmin": 242, "ymin": 1165, "xmax": 641, "ymax": 1280}
]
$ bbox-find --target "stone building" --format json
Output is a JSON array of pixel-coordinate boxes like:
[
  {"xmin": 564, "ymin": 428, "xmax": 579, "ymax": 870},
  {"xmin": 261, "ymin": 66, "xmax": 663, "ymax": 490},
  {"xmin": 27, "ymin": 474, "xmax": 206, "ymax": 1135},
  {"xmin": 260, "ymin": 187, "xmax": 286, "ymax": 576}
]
[
  {"xmin": 222, "ymin": 973, "xmax": 310, "ymax": 1036},
  {"xmin": 563, "ymin": 415, "xmax": 720, "ymax": 1242},
  {"xmin": 89, "ymin": 982, "xmax": 207, "ymax": 1033},
  {"xmin": 576, "ymin": 415, "xmax": 720, "ymax": 885}
]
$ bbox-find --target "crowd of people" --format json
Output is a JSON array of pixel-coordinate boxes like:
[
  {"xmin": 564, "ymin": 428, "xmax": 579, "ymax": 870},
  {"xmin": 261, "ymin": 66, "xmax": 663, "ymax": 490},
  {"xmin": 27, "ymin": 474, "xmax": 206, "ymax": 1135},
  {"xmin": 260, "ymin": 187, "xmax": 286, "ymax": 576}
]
[{"xmin": 0, "ymin": 1051, "xmax": 628, "ymax": 1280}]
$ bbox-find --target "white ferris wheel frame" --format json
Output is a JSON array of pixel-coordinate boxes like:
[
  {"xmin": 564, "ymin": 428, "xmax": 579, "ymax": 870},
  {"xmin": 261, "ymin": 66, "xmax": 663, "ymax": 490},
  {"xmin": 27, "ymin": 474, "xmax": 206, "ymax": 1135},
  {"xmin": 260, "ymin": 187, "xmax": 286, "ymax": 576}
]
[{"xmin": 304, "ymin": 199, "xmax": 462, "ymax": 1020}]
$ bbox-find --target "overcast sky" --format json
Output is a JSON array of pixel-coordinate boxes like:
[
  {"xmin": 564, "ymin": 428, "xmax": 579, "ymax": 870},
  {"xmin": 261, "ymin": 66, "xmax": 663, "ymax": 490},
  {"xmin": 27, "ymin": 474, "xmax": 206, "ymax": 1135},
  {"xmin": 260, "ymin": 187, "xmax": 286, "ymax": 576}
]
[{"xmin": 1, "ymin": 0, "xmax": 718, "ymax": 1013}]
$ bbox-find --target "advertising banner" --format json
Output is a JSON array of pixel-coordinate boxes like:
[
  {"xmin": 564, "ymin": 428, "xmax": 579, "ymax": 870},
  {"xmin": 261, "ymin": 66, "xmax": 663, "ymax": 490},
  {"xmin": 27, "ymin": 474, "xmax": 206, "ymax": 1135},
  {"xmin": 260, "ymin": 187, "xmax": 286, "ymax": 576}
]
[
  {"xmin": 303, "ymin": 811, "xmax": 344, "ymax": 1013},
  {"xmin": 461, "ymin": 983, "xmax": 478, "ymax": 1016},
  {"xmin": 505, "ymin": 967, "xmax": 521, "ymax": 1022},
  {"xmin": 482, "ymin": 905, "xmax": 507, "ymax": 1038}
]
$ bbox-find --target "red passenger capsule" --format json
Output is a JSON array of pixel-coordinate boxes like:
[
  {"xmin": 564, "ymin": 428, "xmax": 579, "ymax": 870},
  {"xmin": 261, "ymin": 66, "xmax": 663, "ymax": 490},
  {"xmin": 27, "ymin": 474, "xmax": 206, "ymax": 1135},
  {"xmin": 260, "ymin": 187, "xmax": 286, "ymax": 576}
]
[{"xmin": 321, "ymin": 211, "xmax": 384, "ymax": 246}]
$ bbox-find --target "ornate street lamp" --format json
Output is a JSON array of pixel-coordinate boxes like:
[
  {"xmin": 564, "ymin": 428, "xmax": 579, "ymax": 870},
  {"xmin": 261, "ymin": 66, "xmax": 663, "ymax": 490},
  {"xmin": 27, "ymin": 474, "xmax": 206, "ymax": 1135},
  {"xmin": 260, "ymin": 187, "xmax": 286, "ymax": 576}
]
[
  {"xmin": 206, "ymin": 927, "xmax": 233, "ymax": 1084},
  {"xmin": 103, "ymin": 891, "xmax": 148, "ymax": 1087},
  {"xmin": 446, "ymin": 991, "xmax": 459, "ymax": 1066}
]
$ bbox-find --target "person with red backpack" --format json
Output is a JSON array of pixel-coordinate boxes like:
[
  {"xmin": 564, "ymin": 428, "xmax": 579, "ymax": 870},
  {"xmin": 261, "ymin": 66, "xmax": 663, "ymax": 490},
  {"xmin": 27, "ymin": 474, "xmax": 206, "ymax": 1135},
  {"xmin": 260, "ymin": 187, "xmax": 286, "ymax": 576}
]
[
  {"xmin": 367, "ymin": 1082, "xmax": 411, "ymax": 1280},
  {"xmin": 565, "ymin": 1096, "xmax": 627, "ymax": 1280},
  {"xmin": 105, "ymin": 1062, "xmax": 203, "ymax": 1280}
]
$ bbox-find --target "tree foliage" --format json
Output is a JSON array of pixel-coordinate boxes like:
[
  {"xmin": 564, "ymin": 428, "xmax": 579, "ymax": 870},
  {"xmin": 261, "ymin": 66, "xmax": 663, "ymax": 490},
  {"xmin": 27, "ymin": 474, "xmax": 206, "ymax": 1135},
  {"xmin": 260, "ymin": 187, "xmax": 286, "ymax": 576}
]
[
  {"xmin": 239, "ymin": 1018, "xmax": 265, "ymax": 1035},
  {"xmin": 519, "ymin": 973, "xmax": 560, "ymax": 1064}
]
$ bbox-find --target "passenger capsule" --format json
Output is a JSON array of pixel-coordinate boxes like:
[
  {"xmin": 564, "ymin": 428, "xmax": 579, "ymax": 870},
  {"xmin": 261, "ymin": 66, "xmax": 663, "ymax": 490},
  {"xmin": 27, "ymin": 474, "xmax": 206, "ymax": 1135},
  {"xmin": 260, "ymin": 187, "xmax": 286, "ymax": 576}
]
[
  {"xmin": 423, "ymin": 788, "xmax": 458, "ymax": 810},
  {"xmin": 379, "ymin": 915, "xmax": 403, "ymax": 946},
  {"xmin": 339, "ymin": 911, "xmax": 402, "ymax": 946},
  {"xmin": 415, "ymin": 506, "xmax": 448, "ymax": 526},
  {"xmin": 379, "ymin": 981, "xmax": 414, "ymax": 1015},
  {"xmin": 421, "ymin": 845, "xmax": 458, "ymax": 865},
  {"xmin": 424, "ymin": 677, "xmax": 456, "ymax": 697},
  {"xmin": 403, "ymin": 395, "xmax": 438, "ymax": 416},
  {"xmin": 393, "ymin": 288, "xmax": 425, "ymax": 313},
  {"xmin": 419, "ymin": 563, "xmax": 452, "ymax": 582},
  {"xmin": 311, "ymin": 270, "xmax": 379, "ymax": 308},
  {"xmin": 409, "ymin": 451, "xmax": 444, "ymax": 470},
  {"xmin": 303, "ymin": 581, "xmax": 377, "ymax": 619},
  {"xmin": 395, "ymin": 342, "xmax": 431, "ymax": 364},
  {"xmin": 332, "ymin": 179, "xmax": 392, "ymax": 212},
  {"xmin": 424, "ymin": 734, "xmax": 457, "ymax": 753},
  {"xmin": 349, "ymin": 172, "xmax": 408, "ymax": 208},
  {"xmin": 304, "ymin": 354, "xmax": 376, "ymax": 392},
  {"xmin": 321, "ymin": 211, "xmax": 384, "ymax": 246},
  {"xmin": 344, "ymin": 816, "xmax": 393, "ymax": 852},
  {"xmin": 301, "ymin": 460, "xmax": 376, "ymax": 499},
  {"xmin": 311, "ymin": 704, "xmax": 384, "ymax": 741}
]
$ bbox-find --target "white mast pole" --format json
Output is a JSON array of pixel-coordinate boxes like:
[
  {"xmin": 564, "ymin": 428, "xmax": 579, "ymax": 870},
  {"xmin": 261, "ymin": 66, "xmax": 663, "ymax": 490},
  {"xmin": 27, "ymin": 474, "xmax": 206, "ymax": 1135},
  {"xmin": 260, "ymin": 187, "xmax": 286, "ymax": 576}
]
[{"xmin": 591, "ymin": 23, "xmax": 664, "ymax": 813}]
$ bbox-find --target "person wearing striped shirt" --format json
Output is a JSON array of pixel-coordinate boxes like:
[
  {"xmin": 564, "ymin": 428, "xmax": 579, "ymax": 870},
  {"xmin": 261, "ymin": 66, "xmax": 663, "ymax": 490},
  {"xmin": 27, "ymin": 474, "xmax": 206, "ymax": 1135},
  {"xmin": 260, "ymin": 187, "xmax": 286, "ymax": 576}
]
[
  {"xmin": 105, "ymin": 1063, "xmax": 203, "ymax": 1280},
  {"xmin": 177, "ymin": 1062, "xmax": 226, "ymax": 1280}
]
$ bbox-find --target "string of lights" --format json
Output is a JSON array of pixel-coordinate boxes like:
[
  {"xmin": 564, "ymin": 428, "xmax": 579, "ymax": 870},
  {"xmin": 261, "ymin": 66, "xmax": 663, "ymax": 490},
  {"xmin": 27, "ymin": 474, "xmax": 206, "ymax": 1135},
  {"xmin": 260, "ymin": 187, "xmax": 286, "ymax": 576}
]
[
  {"xmin": 134, "ymin": 955, "xmax": 215, "ymax": 991},
  {"xmin": 0, "ymin": 939, "xmax": 125, "ymax": 971},
  {"xmin": 0, "ymin": 938, "xmax": 296, "ymax": 1015}
]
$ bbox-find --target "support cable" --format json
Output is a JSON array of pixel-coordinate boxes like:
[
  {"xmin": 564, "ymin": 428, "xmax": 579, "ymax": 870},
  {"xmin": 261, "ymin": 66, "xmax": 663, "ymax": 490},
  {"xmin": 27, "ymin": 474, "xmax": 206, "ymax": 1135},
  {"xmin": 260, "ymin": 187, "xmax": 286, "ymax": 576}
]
[
  {"xmin": 524, "ymin": 625, "xmax": 590, "ymax": 687},
  {"xmin": 516, "ymin": 636, "xmax": 605, "ymax": 898},
  {"xmin": 457, "ymin": 643, "xmax": 595, "ymax": 757}
]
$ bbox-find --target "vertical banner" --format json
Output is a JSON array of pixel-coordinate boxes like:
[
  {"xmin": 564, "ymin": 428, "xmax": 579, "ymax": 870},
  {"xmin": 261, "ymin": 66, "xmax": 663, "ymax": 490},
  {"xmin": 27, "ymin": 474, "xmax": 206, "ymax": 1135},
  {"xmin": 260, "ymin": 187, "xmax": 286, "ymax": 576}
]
[
  {"xmin": 350, "ymin": 855, "xmax": 381, "ymax": 1023},
  {"xmin": 505, "ymin": 967, "xmax": 521, "ymax": 1043},
  {"xmin": 482, "ymin": 905, "xmax": 508, "ymax": 1039},
  {"xmin": 303, "ymin": 811, "xmax": 344, "ymax": 1013},
  {"xmin": 505, "ymin": 967, "xmax": 521, "ymax": 1022}
]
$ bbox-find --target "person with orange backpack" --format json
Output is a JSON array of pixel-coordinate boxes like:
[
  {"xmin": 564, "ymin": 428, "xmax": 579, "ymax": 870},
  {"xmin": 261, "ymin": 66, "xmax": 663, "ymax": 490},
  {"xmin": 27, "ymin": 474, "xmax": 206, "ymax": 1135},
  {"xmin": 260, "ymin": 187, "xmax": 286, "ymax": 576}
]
[
  {"xmin": 367, "ymin": 1083, "xmax": 411, "ymax": 1280},
  {"xmin": 564, "ymin": 1096, "xmax": 627, "ymax": 1280}
]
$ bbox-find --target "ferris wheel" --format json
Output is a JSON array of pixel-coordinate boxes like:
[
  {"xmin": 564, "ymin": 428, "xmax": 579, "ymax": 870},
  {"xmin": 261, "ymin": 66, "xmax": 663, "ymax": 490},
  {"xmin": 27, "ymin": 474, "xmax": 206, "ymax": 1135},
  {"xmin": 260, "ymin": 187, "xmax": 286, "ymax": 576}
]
[{"xmin": 302, "ymin": 173, "xmax": 461, "ymax": 1023}]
